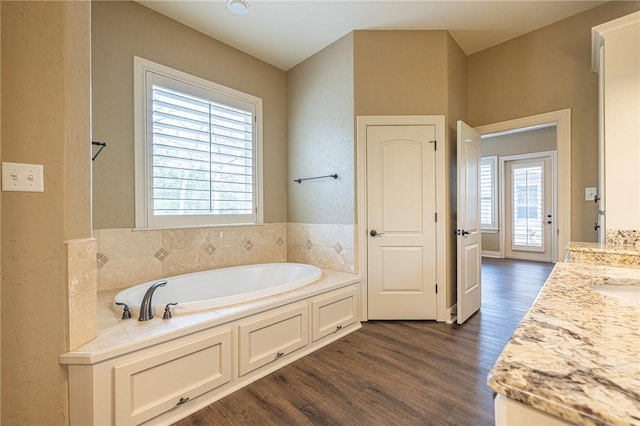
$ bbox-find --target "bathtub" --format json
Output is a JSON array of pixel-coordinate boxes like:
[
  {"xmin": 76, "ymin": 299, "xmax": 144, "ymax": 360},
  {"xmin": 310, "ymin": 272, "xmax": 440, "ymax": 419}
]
[{"xmin": 113, "ymin": 263, "xmax": 322, "ymax": 317}]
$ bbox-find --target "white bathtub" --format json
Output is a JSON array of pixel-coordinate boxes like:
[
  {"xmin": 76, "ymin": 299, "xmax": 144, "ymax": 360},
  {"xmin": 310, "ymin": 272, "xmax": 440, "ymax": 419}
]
[{"xmin": 113, "ymin": 263, "xmax": 322, "ymax": 317}]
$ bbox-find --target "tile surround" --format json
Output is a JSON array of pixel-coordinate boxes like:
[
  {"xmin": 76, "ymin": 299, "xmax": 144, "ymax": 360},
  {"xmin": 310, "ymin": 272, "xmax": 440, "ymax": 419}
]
[
  {"xmin": 66, "ymin": 238, "xmax": 98, "ymax": 350},
  {"xmin": 287, "ymin": 223, "xmax": 356, "ymax": 273},
  {"xmin": 95, "ymin": 222, "xmax": 357, "ymax": 292},
  {"xmin": 95, "ymin": 223, "xmax": 287, "ymax": 291}
]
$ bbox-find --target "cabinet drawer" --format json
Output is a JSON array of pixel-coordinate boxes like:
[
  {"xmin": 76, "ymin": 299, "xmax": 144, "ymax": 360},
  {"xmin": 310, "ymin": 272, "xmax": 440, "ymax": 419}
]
[
  {"xmin": 238, "ymin": 303, "xmax": 308, "ymax": 376},
  {"xmin": 113, "ymin": 328, "xmax": 232, "ymax": 425},
  {"xmin": 312, "ymin": 285, "xmax": 358, "ymax": 342}
]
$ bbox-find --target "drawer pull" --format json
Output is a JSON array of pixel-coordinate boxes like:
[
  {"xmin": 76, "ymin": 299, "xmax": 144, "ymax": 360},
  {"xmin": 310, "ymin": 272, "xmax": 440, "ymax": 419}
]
[
  {"xmin": 177, "ymin": 397, "xmax": 190, "ymax": 406},
  {"xmin": 335, "ymin": 325, "xmax": 343, "ymax": 332},
  {"xmin": 275, "ymin": 351, "xmax": 285, "ymax": 359}
]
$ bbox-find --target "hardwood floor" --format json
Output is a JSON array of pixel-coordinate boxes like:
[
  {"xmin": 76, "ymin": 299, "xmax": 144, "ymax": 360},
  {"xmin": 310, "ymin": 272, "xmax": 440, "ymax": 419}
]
[{"xmin": 173, "ymin": 258, "xmax": 554, "ymax": 426}]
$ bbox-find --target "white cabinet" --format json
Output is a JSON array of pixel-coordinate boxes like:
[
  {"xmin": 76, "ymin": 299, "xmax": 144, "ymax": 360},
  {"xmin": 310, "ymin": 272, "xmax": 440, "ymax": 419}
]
[
  {"xmin": 311, "ymin": 285, "xmax": 358, "ymax": 342},
  {"xmin": 592, "ymin": 12, "xmax": 640, "ymax": 232},
  {"xmin": 113, "ymin": 328, "xmax": 232, "ymax": 425},
  {"xmin": 494, "ymin": 394, "xmax": 571, "ymax": 426},
  {"xmin": 64, "ymin": 281, "xmax": 361, "ymax": 426},
  {"xmin": 238, "ymin": 302, "xmax": 309, "ymax": 376}
]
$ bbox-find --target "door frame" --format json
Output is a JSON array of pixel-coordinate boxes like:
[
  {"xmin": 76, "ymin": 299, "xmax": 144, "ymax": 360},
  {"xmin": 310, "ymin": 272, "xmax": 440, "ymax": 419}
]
[
  {"xmin": 500, "ymin": 151, "xmax": 558, "ymax": 262},
  {"xmin": 356, "ymin": 115, "xmax": 447, "ymax": 322},
  {"xmin": 475, "ymin": 109, "xmax": 571, "ymax": 262}
]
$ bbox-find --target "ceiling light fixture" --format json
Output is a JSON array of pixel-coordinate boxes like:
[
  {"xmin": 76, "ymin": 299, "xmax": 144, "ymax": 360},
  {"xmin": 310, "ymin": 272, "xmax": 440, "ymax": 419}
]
[{"xmin": 227, "ymin": 0, "xmax": 250, "ymax": 16}]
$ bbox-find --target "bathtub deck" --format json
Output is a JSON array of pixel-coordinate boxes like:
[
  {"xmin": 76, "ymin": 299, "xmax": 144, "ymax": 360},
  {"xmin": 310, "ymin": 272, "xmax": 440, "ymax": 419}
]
[{"xmin": 60, "ymin": 268, "xmax": 360, "ymax": 365}]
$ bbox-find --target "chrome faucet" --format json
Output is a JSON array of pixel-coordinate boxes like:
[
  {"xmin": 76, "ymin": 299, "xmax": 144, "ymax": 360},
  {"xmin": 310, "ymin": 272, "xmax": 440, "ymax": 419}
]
[{"xmin": 138, "ymin": 280, "xmax": 167, "ymax": 321}]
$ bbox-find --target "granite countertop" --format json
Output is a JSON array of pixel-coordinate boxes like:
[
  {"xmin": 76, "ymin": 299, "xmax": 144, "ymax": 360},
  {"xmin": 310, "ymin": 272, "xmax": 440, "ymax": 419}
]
[
  {"xmin": 567, "ymin": 241, "xmax": 640, "ymax": 256},
  {"xmin": 488, "ymin": 262, "xmax": 640, "ymax": 425}
]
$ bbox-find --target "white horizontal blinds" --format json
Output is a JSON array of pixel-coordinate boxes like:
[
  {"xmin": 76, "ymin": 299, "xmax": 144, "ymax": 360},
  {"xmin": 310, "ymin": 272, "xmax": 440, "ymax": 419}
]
[
  {"xmin": 148, "ymin": 73, "xmax": 255, "ymax": 224},
  {"xmin": 480, "ymin": 157, "xmax": 495, "ymax": 228},
  {"xmin": 512, "ymin": 163, "xmax": 543, "ymax": 248}
]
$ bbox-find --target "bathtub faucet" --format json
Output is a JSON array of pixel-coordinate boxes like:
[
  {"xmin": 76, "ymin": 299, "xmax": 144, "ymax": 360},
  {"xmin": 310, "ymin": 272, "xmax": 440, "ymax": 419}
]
[{"xmin": 138, "ymin": 280, "xmax": 168, "ymax": 321}]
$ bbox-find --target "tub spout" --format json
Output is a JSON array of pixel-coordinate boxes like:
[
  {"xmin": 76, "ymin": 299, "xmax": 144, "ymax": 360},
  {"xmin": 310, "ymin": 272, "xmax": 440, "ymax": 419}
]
[{"xmin": 138, "ymin": 280, "xmax": 167, "ymax": 321}]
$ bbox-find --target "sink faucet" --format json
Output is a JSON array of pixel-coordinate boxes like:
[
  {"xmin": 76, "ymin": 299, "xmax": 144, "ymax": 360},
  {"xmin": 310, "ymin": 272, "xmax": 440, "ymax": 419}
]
[{"xmin": 138, "ymin": 280, "xmax": 167, "ymax": 321}]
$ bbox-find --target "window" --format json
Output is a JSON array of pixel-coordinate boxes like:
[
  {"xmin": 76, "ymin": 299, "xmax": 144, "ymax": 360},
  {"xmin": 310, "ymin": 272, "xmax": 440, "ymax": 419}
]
[
  {"xmin": 480, "ymin": 156, "xmax": 498, "ymax": 231},
  {"xmin": 134, "ymin": 57, "xmax": 263, "ymax": 229},
  {"xmin": 512, "ymin": 164, "xmax": 544, "ymax": 248}
]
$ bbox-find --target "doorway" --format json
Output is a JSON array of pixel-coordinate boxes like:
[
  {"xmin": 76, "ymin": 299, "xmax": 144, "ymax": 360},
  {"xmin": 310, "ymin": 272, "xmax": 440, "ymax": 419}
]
[
  {"xmin": 476, "ymin": 109, "xmax": 571, "ymax": 263},
  {"xmin": 503, "ymin": 153, "xmax": 556, "ymax": 262},
  {"xmin": 357, "ymin": 116, "xmax": 448, "ymax": 322}
]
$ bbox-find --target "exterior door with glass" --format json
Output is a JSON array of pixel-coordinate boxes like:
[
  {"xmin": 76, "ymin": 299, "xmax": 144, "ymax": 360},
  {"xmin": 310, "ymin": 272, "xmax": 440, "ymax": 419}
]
[{"xmin": 504, "ymin": 155, "xmax": 555, "ymax": 262}]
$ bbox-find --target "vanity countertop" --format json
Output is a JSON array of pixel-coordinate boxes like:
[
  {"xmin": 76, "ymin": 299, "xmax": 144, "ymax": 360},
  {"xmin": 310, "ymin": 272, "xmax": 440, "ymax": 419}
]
[
  {"xmin": 487, "ymin": 261, "xmax": 640, "ymax": 425},
  {"xmin": 566, "ymin": 241, "xmax": 640, "ymax": 256}
]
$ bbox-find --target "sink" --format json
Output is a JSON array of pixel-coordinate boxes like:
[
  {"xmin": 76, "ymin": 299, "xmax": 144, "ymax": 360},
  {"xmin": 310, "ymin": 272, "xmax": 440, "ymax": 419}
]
[{"xmin": 591, "ymin": 284, "xmax": 640, "ymax": 305}]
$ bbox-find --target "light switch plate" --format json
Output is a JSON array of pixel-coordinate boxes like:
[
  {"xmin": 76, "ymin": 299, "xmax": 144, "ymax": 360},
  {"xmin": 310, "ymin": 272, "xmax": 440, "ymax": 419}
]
[
  {"xmin": 585, "ymin": 187, "xmax": 597, "ymax": 202},
  {"xmin": 2, "ymin": 162, "xmax": 44, "ymax": 192}
]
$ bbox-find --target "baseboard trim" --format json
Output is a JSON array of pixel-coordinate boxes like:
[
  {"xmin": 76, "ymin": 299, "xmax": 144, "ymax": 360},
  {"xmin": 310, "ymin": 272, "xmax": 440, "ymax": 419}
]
[
  {"xmin": 482, "ymin": 250, "xmax": 501, "ymax": 258},
  {"xmin": 445, "ymin": 304, "xmax": 457, "ymax": 324}
]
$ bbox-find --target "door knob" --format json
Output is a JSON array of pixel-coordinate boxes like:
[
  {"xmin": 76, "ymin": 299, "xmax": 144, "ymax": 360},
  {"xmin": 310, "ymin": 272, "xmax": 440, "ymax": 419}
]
[
  {"xmin": 594, "ymin": 222, "xmax": 601, "ymax": 231},
  {"xmin": 457, "ymin": 229, "xmax": 470, "ymax": 236},
  {"xmin": 370, "ymin": 229, "xmax": 384, "ymax": 237}
]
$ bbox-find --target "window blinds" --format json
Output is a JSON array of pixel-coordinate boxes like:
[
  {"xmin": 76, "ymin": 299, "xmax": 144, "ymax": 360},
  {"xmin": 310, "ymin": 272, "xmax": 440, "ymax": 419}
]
[{"xmin": 151, "ymin": 85, "xmax": 254, "ymax": 216}]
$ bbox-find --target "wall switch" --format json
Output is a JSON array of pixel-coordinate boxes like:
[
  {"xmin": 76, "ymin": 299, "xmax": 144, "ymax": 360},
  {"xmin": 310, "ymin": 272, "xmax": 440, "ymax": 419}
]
[
  {"xmin": 2, "ymin": 162, "xmax": 44, "ymax": 192},
  {"xmin": 585, "ymin": 187, "xmax": 597, "ymax": 202}
]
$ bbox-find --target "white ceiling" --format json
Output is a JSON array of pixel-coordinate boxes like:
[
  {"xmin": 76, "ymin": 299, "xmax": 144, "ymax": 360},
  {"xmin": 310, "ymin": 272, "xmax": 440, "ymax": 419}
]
[{"xmin": 137, "ymin": 0, "xmax": 607, "ymax": 71}]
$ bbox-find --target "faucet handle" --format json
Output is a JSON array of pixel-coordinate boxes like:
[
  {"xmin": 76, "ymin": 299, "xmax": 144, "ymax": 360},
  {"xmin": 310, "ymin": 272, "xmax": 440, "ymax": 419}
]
[
  {"xmin": 163, "ymin": 303, "xmax": 178, "ymax": 320},
  {"xmin": 115, "ymin": 302, "xmax": 132, "ymax": 320}
]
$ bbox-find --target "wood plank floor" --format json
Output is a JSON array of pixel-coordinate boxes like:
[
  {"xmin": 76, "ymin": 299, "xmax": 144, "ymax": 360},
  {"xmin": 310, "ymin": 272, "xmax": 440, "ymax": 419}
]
[{"xmin": 173, "ymin": 258, "xmax": 554, "ymax": 426}]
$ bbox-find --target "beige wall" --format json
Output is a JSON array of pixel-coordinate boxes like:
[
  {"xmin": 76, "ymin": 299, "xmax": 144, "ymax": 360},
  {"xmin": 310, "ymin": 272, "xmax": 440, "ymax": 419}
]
[
  {"xmin": 0, "ymin": 4, "xmax": 3, "ymax": 419},
  {"xmin": 91, "ymin": 0, "xmax": 288, "ymax": 229},
  {"xmin": 481, "ymin": 126, "xmax": 557, "ymax": 252},
  {"xmin": 354, "ymin": 30, "xmax": 448, "ymax": 116},
  {"xmin": 353, "ymin": 30, "xmax": 464, "ymax": 309},
  {"xmin": 1, "ymin": 1, "xmax": 92, "ymax": 424},
  {"xmin": 445, "ymin": 34, "xmax": 468, "ymax": 309},
  {"xmin": 287, "ymin": 33, "xmax": 354, "ymax": 224},
  {"xmin": 468, "ymin": 1, "xmax": 640, "ymax": 243}
]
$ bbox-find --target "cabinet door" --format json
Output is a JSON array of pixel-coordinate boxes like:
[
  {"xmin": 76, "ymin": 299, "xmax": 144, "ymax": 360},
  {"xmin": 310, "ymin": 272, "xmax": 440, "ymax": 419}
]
[
  {"xmin": 238, "ymin": 302, "xmax": 309, "ymax": 376},
  {"xmin": 312, "ymin": 285, "xmax": 359, "ymax": 342},
  {"xmin": 113, "ymin": 328, "xmax": 232, "ymax": 425}
]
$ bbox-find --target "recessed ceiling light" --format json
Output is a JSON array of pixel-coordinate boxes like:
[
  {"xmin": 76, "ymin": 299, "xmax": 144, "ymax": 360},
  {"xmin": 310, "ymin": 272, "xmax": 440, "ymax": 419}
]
[{"xmin": 227, "ymin": 0, "xmax": 250, "ymax": 16}]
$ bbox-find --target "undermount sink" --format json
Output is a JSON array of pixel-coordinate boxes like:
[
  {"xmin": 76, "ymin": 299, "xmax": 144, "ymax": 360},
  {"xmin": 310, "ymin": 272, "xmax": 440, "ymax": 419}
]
[{"xmin": 591, "ymin": 283, "xmax": 640, "ymax": 305}]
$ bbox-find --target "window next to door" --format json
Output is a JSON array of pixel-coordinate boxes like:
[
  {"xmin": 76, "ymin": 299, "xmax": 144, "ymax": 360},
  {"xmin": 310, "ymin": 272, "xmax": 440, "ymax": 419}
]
[{"xmin": 480, "ymin": 156, "xmax": 498, "ymax": 232}]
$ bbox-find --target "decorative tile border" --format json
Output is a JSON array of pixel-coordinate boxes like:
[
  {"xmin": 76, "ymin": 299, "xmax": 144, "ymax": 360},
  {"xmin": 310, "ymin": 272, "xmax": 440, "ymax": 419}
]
[
  {"xmin": 287, "ymin": 223, "xmax": 356, "ymax": 273},
  {"xmin": 95, "ymin": 222, "xmax": 357, "ymax": 292},
  {"xmin": 95, "ymin": 224, "xmax": 287, "ymax": 291}
]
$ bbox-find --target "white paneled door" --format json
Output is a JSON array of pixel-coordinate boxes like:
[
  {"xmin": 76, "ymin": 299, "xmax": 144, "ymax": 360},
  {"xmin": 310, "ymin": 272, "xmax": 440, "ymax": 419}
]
[
  {"xmin": 456, "ymin": 121, "xmax": 482, "ymax": 325},
  {"xmin": 366, "ymin": 125, "xmax": 437, "ymax": 319}
]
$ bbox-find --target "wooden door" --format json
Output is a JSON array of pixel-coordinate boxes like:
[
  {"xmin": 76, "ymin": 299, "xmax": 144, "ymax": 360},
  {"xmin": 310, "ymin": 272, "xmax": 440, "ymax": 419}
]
[
  {"xmin": 456, "ymin": 121, "xmax": 482, "ymax": 324},
  {"xmin": 366, "ymin": 125, "xmax": 437, "ymax": 319}
]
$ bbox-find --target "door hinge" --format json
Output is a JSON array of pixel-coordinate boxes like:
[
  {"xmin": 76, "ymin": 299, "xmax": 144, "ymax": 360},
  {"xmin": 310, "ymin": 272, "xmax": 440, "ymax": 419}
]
[
  {"xmin": 435, "ymin": 212, "xmax": 438, "ymax": 222},
  {"xmin": 429, "ymin": 140, "xmax": 437, "ymax": 151},
  {"xmin": 435, "ymin": 284, "xmax": 438, "ymax": 294}
]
